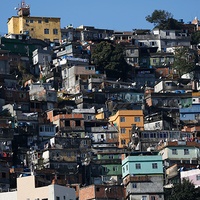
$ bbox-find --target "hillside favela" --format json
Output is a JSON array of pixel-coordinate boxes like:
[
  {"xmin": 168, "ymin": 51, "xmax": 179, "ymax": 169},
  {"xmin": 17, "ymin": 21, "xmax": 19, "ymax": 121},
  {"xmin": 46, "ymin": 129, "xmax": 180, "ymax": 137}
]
[{"xmin": 1, "ymin": 1, "xmax": 200, "ymax": 200}]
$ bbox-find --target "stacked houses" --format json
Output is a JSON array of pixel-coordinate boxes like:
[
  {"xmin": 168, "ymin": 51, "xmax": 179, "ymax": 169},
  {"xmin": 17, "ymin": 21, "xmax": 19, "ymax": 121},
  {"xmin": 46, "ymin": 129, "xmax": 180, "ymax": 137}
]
[{"xmin": 0, "ymin": 1, "xmax": 200, "ymax": 199}]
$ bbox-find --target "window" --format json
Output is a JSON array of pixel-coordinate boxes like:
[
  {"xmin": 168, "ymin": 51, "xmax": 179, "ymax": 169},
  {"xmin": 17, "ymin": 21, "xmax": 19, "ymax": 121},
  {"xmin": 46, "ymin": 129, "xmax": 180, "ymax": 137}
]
[
  {"xmin": 134, "ymin": 117, "xmax": 140, "ymax": 122},
  {"xmin": 2, "ymin": 172, "xmax": 6, "ymax": 178},
  {"xmin": 53, "ymin": 39, "xmax": 59, "ymax": 43},
  {"xmin": 66, "ymin": 152, "xmax": 71, "ymax": 157},
  {"xmin": 109, "ymin": 155, "xmax": 114, "ymax": 159},
  {"xmin": 53, "ymin": 29, "xmax": 58, "ymax": 35},
  {"xmin": 26, "ymin": 19, "xmax": 29, "ymax": 23},
  {"xmin": 96, "ymin": 187, "xmax": 100, "ymax": 192},
  {"xmin": 45, "ymin": 126, "xmax": 50, "ymax": 132},
  {"xmin": 87, "ymin": 115, "xmax": 92, "ymax": 120},
  {"xmin": 65, "ymin": 120, "xmax": 70, "ymax": 126},
  {"xmin": 139, "ymin": 42, "xmax": 143, "ymax": 47},
  {"xmin": 135, "ymin": 163, "xmax": 141, "ymax": 169},
  {"xmin": 113, "ymin": 166, "xmax": 118, "ymax": 171},
  {"xmin": 155, "ymin": 122, "xmax": 160, "ymax": 128},
  {"xmin": 182, "ymin": 114, "xmax": 186, "ymax": 118},
  {"xmin": 142, "ymin": 196, "xmax": 147, "ymax": 200},
  {"xmin": 38, "ymin": 20, "xmax": 42, "ymax": 23},
  {"xmin": 19, "ymin": 93, "xmax": 26, "ymax": 99},
  {"xmin": 142, "ymin": 58, "xmax": 147, "ymax": 63},
  {"xmin": 160, "ymin": 58, "xmax": 165, "ymax": 63},
  {"xmin": 44, "ymin": 38, "xmax": 50, "ymax": 43},
  {"xmin": 152, "ymin": 163, "xmax": 158, "ymax": 169},
  {"xmin": 151, "ymin": 196, "xmax": 156, "ymax": 200},
  {"xmin": 196, "ymin": 175, "xmax": 200, "ymax": 180},
  {"xmin": 172, "ymin": 149, "xmax": 177, "ymax": 155},
  {"xmin": 120, "ymin": 128, "xmax": 126, "ymax": 134},
  {"xmin": 121, "ymin": 139, "xmax": 126, "ymax": 145},
  {"xmin": 132, "ymin": 183, "xmax": 137, "ymax": 188},
  {"xmin": 153, "ymin": 59, "xmax": 156, "ymax": 63},
  {"xmin": 166, "ymin": 31, "xmax": 170, "ymax": 36},
  {"xmin": 75, "ymin": 120, "xmax": 81, "ymax": 126},
  {"xmin": 45, "ymin": 19, "xmax": 49, "ymax": 23},
  {"xmin": 30, "ymin": 19, "xmax": 33, "ymax": 23},
  {"xmin": 120, "ymin": 117, "xmax": 125, "ymax": 122},
  {"xmin": 184, "ymin": 149, "xmax": 189, "ymax": 155},
  {"xmin": 126, "ymin": 165, "xmax": 128, "ymax": 171},
  {"xmin": 44, "ymin": 29, "xmax": 49, "ymax": 34},
  {"xmin": 40, "ymin": 126, "xmax": 44, "ymax": 132},
  {"xmin": 104, "ymin": 167, "xmax": 108, "ymax": 172}
]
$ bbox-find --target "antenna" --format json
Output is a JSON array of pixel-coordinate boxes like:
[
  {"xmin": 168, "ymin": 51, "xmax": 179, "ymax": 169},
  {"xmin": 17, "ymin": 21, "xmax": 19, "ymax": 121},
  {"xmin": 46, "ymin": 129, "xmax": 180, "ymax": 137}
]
[{"xmin": 16, "ymin": 0, "xmax": 30, "ymax": 17}]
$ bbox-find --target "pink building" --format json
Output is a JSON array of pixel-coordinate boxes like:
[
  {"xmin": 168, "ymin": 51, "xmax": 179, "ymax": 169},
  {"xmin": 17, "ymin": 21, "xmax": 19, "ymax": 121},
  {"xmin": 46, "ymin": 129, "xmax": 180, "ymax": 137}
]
[{"xmin": 181, "ymin": 169, "xmax": 200, "ymax": 188}]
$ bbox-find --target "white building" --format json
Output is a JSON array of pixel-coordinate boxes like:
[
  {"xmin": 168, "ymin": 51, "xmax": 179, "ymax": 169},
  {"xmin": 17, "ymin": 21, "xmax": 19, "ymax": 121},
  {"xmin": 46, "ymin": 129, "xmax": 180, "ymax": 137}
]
[{"xmin": 0, "ymin": 173, "xmax": 76, "ymax": 200}]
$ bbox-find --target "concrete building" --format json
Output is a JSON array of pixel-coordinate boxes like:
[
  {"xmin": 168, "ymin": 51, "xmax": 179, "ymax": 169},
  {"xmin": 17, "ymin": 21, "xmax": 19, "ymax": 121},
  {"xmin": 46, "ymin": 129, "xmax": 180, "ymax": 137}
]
[
  {"xmin": 46, "ymin": 108, "xmax": 85, "ymax": 137},
  {"xmin": 152, "ymin": 29, "xmax": 191, "ymax": 52},
  {"xmin": 0, "ymin": 50, "xmax": 10, "ymax": 75},
  {"xmin": 7, "ymin": 1, "xmax": 61, "ymax": 43},
  {"xmin": 154, "ymin": 80, "xmax": 193, "ymax": 93},
  {"xmin": 157, "ymin": 140, "xmax": 200, "ymax": 168},
  {"xmin": 32, "ymin": 48, "xmax": 53, "ymax": 76},
  {"xmin": 61, "ymin": 64, "xmax": 96, "ymax": 94},
  {"xmin": 109, "ymin": 110, "xmax": 144, "ymax": 148},
  {"xmin": 124, "ymin": 45, "xmax": 139, "ymax": 67},
  {"xmin": 133, "ymin": 29, "xmax": 191, "ymax": 53},
  {"xmin": 122, "ymin": 152, "xmax": 164, "ymax": 200},
  {"xmin": 181, "ymin": 168, "xmax": 200, "ymax": 188},
  {"xmin": 61, "ymin": 25, "xmax": 114, "ymax": 42},
  {"xmin": 0, "ymin": 173, "xmax": 76, "ymax": 200},
  {"xmin": 79, "ymin": 184, "xmax": 125, "ymax": 200},
  {"xmin": 179, "ymin": 92, "xmax": 200, "ymax": 126},
  {"xmin": 91, "ymin": 152, "xmax": 123, "ymax": 185},
  {"xmin": 88, "ymin": 126, "xmax": 119, "ymax": 148}
]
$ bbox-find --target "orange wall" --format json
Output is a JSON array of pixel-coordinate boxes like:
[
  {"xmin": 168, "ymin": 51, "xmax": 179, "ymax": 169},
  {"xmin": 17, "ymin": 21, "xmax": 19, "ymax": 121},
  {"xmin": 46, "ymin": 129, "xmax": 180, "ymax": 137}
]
[{"xmin": 109, "ymin": 110, "xmax": 144, "ymax": 148}]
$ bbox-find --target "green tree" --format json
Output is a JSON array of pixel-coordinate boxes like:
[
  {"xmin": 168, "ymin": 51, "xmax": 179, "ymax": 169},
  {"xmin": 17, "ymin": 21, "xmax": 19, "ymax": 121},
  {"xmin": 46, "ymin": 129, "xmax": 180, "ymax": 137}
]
[
  {"xmin": 172, "ymin": 47, "xmax": 197, "ymax": 76},
  {"xmin": 166, "ymin": 178, "xmax": 200, "ymax": 200},
  {"xmin": 146, "ymin": 10, "xmax": 182, "ymax": 30},
  {"xmin": 191, "ymin": 31, "xmax": 200, "ymax": 45},
  {"xmin": 91, "ymin": 41, "xmax": 131, "ymax": 80}
]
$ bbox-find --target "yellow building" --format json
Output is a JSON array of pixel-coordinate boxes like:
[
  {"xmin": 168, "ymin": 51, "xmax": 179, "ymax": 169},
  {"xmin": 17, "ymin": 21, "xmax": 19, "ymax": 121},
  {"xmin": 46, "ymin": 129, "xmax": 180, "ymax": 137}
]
[
  {"xmin": 7, "ymin": 1, "xmax": 61, "ymax": 42},
  {"xmin": 109, "ymin": 110, "xmax": 144, "ymax": 148}
]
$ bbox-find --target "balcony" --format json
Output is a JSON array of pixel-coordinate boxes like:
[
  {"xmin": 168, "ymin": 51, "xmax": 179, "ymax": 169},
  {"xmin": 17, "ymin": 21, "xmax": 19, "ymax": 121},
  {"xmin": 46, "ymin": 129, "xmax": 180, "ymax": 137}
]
[
  {"xmin": 90, "ymin": 126, "xmax": 118, "ymax": 133},
  {"xmin": 60, "ymin": 126, "xmax": 85, "ymax": 132},
  {"xmin": 88, "ymin": 77, "xmax": 103, "ymax": 83},
  {"xmin": 163, "ymin": 85, "xmax": 192, "ymax": 91}
]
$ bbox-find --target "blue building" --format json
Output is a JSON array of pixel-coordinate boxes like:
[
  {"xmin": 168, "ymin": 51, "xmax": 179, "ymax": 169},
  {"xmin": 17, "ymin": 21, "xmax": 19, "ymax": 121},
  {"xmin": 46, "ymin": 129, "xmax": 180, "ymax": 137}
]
[{"xmin": 122, "ymin": 152, "xmax": 164, "ymax": 200}]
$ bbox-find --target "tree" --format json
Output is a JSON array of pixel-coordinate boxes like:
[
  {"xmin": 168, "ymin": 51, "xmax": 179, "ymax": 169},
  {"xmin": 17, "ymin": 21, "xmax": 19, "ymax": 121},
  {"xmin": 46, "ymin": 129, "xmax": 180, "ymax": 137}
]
[
  {"xmin": 91, "ymin": 41, "xmax": 131, "ymax": 80},
  {"xmin": 191, "ymin": 31, "xmax": 200, "ymax": 45},
  {"xmin": 172, "ymin": 47, "xmax": 197, "ymax": 77},
  {"xmin": 146, "ymin": 10, "xmax": 182, "ymax": 30},
  {"xmin": 165, "ymin": 178, "xmax": 200, "ymax": 200}
]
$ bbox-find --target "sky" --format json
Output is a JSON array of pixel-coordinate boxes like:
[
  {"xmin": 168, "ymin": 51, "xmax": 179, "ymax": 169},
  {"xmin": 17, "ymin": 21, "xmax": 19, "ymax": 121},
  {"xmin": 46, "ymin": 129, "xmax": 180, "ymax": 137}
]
[{"xmin": 0, "ymin": 0, "xmax": 200, "ymax": 35}]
